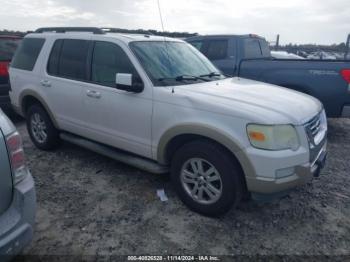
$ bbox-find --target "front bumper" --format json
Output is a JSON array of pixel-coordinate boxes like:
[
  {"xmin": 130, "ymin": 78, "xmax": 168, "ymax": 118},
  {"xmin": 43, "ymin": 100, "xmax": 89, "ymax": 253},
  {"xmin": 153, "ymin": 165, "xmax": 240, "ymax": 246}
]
[
  {"xmin": 244, "ymin": 141, "xmax": 327, "ymax": 197},
  {"xmin": 0, "ymin": 173, "xmax": 36, "ymax": 260}
]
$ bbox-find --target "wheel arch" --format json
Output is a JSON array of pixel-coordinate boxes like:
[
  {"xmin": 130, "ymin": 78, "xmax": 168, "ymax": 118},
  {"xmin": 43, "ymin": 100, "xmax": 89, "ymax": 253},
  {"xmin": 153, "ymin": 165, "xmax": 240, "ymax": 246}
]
[
  {"xmin": 157, "ymin": 124, "xmax": 255, "ymax": 179},
  {"xmin": 19, "ymin": 90, "xmax": 59, "ymax": 128}
]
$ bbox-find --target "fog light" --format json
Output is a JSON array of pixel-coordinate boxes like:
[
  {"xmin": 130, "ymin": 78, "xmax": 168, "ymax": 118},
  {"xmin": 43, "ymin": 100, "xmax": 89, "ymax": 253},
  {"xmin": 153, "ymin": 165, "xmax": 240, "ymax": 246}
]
[{"xmin": 275, "ymin": 167, "xmax": 295, "ymax": 179}]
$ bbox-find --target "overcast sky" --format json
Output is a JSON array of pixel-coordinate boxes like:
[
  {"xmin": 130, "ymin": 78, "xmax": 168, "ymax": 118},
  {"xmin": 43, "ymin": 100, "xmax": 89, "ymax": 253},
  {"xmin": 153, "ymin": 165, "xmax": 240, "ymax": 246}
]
[{"xmin": 1, "ymin": 0, "xmax": 349, "ymax": 45}]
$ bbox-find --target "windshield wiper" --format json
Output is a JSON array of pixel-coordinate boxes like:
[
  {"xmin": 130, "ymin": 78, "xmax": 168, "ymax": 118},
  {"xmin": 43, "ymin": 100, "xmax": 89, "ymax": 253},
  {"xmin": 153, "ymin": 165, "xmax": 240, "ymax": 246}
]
[
  {"xmin": 199, "ymin": 72, "xmax": 224, "ymax": 78},
  {"xmin": 158, "ymin": 75, "xmax": 209, "ymax": 82}
]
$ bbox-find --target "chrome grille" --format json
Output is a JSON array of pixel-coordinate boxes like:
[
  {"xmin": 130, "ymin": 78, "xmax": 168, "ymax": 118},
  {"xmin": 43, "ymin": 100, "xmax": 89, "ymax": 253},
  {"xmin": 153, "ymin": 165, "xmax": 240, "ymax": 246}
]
[
  {"xmin": 304, "ymin": 111, "xmax": 327, "ymax": 163},
  {"xmin": 305, "ymin": 114, "xmax": 321, "ymax": 139}
]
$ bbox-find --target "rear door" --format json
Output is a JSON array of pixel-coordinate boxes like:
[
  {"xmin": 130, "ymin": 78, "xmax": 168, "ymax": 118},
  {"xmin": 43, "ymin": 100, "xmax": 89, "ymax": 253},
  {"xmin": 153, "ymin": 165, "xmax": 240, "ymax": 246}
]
[
  {"xmin": 44, "ymin": 38, "xmax": 90, "ymax": 135},
  {"xmin": 0, "ymin": 129, "xmax": 12, "ymax": 215}
]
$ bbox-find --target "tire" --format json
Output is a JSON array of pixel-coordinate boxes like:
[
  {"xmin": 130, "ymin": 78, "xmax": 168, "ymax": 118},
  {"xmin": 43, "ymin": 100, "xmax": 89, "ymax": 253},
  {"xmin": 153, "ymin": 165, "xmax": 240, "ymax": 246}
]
[
  {"xmin": 26, "ymin": 104, "xmax": 60, "ymax": 150},
  {"xmin": 171, "ymin": 139, "xmax": 244, "ymax": 217}
]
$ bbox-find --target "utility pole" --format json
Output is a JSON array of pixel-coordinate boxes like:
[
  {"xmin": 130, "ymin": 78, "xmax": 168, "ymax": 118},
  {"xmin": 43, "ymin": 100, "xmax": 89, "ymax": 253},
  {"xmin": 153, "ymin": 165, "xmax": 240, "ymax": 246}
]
[{"xmin": 275, "ymin": 34, "xmax": 280, "ymax": 50}]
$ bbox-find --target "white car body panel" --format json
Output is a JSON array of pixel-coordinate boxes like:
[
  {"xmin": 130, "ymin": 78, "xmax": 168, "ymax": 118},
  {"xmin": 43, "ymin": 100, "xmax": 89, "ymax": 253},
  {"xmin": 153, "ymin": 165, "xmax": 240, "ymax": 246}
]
[{"xmin": 8, "ymin": 31, "xmax": 327, "ymax": 196}]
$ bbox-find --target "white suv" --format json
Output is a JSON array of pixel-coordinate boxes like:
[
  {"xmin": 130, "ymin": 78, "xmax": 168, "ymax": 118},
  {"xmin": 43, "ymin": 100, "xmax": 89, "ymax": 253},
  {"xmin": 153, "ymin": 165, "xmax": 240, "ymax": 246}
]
[{"xmin": 9, "ymin": 27, "xmax": 327, "ymax": 216}]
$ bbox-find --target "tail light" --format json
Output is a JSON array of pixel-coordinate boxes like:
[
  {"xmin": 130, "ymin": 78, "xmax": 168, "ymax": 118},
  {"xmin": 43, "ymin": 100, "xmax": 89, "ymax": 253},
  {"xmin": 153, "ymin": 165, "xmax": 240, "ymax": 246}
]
[
  {"xmin": 0, "ymin": 61, "xmax": 10, "ymax": 77},
  {"xmin": 341, "ymin": 69, "xmax": 350, "ymax": 83},
  {"xmin": 5, "ymin": 131, "xmax": 28, "ymax": 184}
]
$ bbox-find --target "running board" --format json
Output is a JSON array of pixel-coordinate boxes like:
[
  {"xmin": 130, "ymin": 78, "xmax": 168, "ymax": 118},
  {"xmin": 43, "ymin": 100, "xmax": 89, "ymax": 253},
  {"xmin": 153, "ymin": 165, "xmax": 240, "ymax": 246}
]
[{"xmin": 60, "ymin": 132, "xmax": 169, "ymax": 174}]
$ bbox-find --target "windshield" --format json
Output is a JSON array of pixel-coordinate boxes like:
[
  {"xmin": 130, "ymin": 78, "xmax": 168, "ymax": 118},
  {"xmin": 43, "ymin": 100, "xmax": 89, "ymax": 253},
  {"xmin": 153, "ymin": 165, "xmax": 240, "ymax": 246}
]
[
  {"xmin": 130, "ymin": 41, "xmax": 225, "ymax": 86},
  {"xmin": 0, "ymin": 38, "xmax": 21, "ymax": 61}
]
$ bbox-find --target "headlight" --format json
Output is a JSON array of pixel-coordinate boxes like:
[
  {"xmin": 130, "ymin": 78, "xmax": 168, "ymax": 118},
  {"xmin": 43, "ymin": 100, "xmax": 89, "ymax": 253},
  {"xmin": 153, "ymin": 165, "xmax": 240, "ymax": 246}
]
[{"xmin": 247, "ymin": 124, "xmax": 300, "ymax": 151}]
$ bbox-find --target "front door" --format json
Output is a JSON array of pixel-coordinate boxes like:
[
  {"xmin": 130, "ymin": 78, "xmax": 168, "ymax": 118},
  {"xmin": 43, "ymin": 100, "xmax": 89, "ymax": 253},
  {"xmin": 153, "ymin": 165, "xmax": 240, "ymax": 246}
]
[{"xmin": 81, "ymin": 41, "xmax": 153, "ymax": 158}]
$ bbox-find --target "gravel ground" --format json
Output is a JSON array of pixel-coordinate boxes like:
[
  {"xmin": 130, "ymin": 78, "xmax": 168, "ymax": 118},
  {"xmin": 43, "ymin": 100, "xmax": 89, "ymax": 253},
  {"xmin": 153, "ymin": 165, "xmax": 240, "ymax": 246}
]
[{"xmin": 11, "ymin": 117, "xmax": 350, "ymax": 259}]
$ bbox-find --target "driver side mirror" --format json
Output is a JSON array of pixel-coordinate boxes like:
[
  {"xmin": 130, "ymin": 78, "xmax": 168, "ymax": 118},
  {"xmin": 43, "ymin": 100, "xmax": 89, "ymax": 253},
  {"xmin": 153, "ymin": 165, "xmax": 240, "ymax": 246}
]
[{"xmin": 116, "ymin": 73, "xmax": 144, "ymax": 93}]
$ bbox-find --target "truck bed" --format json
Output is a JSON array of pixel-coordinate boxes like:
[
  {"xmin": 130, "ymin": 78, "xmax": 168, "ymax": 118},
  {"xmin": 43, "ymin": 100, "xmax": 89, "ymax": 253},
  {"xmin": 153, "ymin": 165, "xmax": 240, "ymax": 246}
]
[{"xmin": 238, "ymin": 58, "xmax": 350, "ymax": 117}]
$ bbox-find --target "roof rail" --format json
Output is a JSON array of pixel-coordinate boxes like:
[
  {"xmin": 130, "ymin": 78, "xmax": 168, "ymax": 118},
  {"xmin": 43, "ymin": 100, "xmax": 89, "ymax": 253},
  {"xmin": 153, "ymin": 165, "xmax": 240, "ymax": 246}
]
[
  {"xmin": 35, "ymin": 27, "xmax": 105, "ymax": 35},
  {"xmin": 100, "ymin": 27, "xmax": 154, "ymax": 36}
]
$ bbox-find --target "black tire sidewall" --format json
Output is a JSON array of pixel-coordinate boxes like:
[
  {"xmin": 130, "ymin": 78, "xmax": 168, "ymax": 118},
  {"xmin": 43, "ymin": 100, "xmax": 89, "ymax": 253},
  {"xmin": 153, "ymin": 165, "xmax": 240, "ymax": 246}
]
[
  {"xmin": 171, "ymin": 140, "xmax": 243, "ymax": 216},
  {"xmin": 26, "ymin": 105, "xmax": 60, "ymax": 150}
]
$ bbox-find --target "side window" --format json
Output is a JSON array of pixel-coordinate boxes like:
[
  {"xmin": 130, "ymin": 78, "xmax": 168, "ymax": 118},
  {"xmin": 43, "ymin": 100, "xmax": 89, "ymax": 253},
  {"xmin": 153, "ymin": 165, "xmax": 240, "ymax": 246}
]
[
  {"xmin": 58, "ymin": 39, "xmax": 89, "ymax": 81},
  {"xmin": 244, "ymin": 38, "xmax": 262, "ymax": 58},
  {"xmin": 259, "ymin": 40, "xmax": 271, "ymax": 57},
  {"xmin": 47, "ymin": 39, "xmax": 63, "ymax": 75},
  {"xmin": 11, "ymin": 38, "xmax": 45, "ymax": 71},
  {"xmin": 205, "ymin": 40, "xmax": 228, "ymax": 60},
  {"xmin": 189, "ymin": 41, "xmax": 203, "ymax": 51},
  {"xmin": 91, "ymin": 41, "xmax": 136, "ymax": 87}
]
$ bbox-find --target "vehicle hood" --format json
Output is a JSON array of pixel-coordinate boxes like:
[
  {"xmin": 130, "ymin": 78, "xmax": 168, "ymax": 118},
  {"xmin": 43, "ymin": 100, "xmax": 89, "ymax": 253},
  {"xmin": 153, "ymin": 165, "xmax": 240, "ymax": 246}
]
[{"xmin": 173, "ymin": 77, "xmax": 322, "ymax": 125}]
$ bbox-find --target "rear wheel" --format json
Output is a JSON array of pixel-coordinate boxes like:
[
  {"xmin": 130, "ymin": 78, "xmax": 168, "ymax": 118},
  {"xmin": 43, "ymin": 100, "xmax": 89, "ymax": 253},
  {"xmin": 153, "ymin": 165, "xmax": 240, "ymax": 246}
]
[
  {"xmin": 171, "ymin": 140, "xmax": 244, "ymax": 216},
  {"xmin": 26, "ymin": 104, "xmax": 60, "ymax": 150}
]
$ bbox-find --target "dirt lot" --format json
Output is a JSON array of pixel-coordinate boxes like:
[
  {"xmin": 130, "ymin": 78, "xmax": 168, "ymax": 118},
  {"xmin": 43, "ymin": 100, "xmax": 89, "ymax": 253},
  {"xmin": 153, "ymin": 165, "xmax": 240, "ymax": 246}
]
[{"xmin": 12, "ymin": 117, "xmax": 350, "ymax": 258}]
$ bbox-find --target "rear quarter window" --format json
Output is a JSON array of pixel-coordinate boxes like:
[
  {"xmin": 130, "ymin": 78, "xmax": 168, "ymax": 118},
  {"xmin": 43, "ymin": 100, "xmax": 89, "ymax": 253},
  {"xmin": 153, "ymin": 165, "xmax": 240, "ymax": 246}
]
[
  {"xmin": 11, "ymin": 38, "xmax": 45, "ymax": 71},
  {"xmin": 0, "ymin": 38, "xmax": 21, "ymax": 61}
]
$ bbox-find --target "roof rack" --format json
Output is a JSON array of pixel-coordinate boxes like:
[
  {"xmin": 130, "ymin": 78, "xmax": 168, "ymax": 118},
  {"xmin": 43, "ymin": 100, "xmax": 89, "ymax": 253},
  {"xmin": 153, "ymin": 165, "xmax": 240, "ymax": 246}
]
[
  {"xmin": 35, "ymin": 27, "xmax": 105, "ymax": 35},
  {"xmin": 100, "ymin": 27, "xmax": 154, "ymax": 36}
]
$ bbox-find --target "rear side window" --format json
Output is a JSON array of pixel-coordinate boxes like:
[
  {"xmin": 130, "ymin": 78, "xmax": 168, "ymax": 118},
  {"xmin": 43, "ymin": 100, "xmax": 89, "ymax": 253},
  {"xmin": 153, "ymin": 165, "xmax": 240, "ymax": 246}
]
[
  {"xmin": 259, "ymin": 40, "xmax": 271, "ymax": 57},
  {"xmin": 205, "ymin": 40, "xmax": 228, "ymax": 60},
  {"xmin": 91, "ymin": 41, "xmax": 136, "ymax": 87},
  {"xmin": 57, "ymin": 39, "xmax": 89, "ymax": 80},
  {"xmin": 11, "ymin": 38, "xmax": 45, "ymax": 71},
  {"xmin": 47, "ymin": 39, "xmax": 63, "ymax": 75},
  {"xmin": 0, "ymin": 38, "xmax": 21, "ymax": 61},
  {"xmin": 244, "ymin": 38, "xmax": 263, "ymax": 58}
]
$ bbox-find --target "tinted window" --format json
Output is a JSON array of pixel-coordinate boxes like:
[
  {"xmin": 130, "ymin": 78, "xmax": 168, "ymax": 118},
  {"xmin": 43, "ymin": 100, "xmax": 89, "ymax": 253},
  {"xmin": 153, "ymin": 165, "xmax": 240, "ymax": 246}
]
[
  {"xmin": 91, "ymin": 41, "xmax": 136, "ymax": 87},
  {"xmin": 11, "ymin": 38, "xmax": 45, "ymax": 71},
  {"xmin": 0, "ymin": 38, "xmax": 21, "ymax": 61},
  {"xmin": 244, "ymin": 38, "xmax": 263, "ymax": 58},
  {"xmin": 47, "ymin": 39, "xmax": 63, "ymax": 75},
  {"xmin": 58, "ymin": 39, "xmax": 89, "ymax": 80},
  {"xmin": 205, "ymin": 40, "xmax": 228, "ymax": 60},
  {"xmin": 190, "ymin": 41, "xmax": 203, "ymax": 51}
]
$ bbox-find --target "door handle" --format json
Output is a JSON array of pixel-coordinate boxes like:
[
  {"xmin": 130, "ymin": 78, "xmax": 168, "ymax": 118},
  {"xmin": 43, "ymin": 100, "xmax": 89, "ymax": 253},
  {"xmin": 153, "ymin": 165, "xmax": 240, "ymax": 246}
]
[
  {"xmin": 86, "ymin": 90, "xmax": 101, "ymax": 99},
  {"xmin": 40, "ymin": 80, "xmax": 51, "ymax": 88}
]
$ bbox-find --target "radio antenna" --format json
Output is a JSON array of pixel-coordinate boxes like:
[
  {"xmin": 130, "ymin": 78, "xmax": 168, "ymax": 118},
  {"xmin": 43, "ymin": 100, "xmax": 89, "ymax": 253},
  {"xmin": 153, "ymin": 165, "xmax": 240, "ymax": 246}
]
[
  {"xmin": 157, "ymin": 0, "xmax": 166, "ymax": 33},
  {"xmin": 156, "ymin": 0, "xmax": 175, "ymax": 92}
]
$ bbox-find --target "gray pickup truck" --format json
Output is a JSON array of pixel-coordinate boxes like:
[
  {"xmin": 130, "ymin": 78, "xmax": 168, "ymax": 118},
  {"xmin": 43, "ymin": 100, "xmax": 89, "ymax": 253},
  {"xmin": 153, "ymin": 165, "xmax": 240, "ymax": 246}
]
[
  {"xmin": 186, "ymin": 35, "xmax": 350, "ymax": 118},
  {"xmin": 0, "ymin": 109, "xmax": 35, "ymax": 260}
]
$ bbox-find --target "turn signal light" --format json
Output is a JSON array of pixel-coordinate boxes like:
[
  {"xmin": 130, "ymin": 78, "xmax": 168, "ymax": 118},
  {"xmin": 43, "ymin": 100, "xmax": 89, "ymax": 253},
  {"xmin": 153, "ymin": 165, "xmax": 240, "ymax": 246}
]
[{"xmin": 248, "ymin": 131, "xmax": 266, "ymax": 141}]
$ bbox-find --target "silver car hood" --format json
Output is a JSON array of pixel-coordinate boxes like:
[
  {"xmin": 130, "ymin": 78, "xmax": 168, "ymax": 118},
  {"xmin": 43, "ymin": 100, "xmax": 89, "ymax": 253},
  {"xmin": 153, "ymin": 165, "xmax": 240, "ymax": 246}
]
[{"xmin": 174, "ymin": 77, "xmax": 322, "ymax": 125}]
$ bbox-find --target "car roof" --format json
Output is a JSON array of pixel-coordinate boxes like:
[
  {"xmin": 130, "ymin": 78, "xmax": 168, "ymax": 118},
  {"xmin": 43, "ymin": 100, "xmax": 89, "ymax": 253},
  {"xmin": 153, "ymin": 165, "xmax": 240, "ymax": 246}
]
[
  {"xmin": 186, "ymin": 34, "xmax": 265, "ymax": 41},
  {"xmin": 25, "ymin": 32, "xmax": 184, "ymax": 44}
]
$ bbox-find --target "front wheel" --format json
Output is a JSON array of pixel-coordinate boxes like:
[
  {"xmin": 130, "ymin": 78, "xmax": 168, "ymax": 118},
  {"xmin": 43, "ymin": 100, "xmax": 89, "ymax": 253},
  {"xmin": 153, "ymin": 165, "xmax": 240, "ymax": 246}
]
[{"xmin": 171, "ymin": 140, "xmax": 244, "ymax": 216}]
